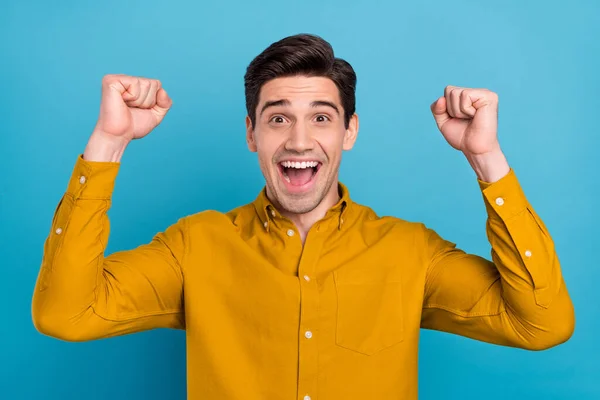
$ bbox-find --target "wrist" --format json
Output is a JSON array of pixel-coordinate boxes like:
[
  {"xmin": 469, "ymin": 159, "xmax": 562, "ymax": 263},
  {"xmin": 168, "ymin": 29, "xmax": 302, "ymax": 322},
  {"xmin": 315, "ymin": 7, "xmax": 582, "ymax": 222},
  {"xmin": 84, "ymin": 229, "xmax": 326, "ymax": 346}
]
[
  {"xmin": 463, "ymin": 146, "xmax": 510, "ymax": 183},
  {"xmin": 83, "ymin": 131, "xmax": 130, "ymax": 163}
]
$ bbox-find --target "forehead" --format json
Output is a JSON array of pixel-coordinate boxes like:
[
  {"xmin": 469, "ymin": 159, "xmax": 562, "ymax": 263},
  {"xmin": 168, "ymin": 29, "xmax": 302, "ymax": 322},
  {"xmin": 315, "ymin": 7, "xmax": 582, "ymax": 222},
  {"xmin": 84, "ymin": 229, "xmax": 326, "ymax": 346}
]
[{"xmin": 258, "ymin": 76, "xmax": 341, "ymax": 106}]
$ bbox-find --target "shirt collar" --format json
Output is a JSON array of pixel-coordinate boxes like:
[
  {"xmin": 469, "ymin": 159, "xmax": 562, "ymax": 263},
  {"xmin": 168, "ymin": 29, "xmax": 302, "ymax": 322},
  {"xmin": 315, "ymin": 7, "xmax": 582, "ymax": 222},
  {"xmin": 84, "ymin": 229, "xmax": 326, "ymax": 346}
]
[{"xmin": 252, "ymin": 182, "xmax": 352, "ymax": 231}]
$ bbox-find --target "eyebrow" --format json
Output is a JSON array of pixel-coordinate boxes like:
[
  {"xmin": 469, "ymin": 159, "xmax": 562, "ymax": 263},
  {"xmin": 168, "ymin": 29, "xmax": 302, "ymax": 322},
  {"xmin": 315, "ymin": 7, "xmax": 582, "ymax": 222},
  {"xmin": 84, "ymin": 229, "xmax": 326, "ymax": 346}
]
[{"xmin": 259, "ymin": 99, "xmax": 340, "ymax": 117}]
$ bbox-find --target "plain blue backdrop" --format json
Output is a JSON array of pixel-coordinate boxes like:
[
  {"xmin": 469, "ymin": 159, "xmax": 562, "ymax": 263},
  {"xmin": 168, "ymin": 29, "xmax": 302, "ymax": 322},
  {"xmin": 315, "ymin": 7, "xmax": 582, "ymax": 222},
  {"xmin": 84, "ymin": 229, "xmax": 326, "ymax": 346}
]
[{"xmin": 1, "ymin": 0, "xmax": 598, "ymax": 399}]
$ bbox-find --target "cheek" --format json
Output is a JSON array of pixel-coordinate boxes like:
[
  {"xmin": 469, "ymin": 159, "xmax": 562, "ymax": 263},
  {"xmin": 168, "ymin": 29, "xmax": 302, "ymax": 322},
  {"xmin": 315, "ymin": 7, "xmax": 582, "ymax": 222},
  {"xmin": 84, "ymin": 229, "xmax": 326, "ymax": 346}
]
[
  {"xmin": 255, "ymin": 136, "xmax": 280, "ymax": 168},
  {"xmin": 317, "ymin": 130, "xmax": 346, "ymax": 159}
]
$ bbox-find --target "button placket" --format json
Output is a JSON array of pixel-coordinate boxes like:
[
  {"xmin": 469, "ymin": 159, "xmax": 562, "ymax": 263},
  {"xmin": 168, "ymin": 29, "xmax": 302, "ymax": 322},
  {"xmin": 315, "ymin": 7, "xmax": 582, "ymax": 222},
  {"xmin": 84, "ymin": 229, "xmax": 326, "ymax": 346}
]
[{"xmin": 296, "ymin": 226, "xmax": 324, "ymax": 400}]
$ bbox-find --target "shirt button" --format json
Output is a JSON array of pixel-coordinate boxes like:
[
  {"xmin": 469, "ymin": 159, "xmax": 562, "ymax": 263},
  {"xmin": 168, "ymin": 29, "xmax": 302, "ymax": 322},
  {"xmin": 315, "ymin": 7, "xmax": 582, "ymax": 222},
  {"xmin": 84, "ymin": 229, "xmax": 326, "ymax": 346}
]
[
  {"xmin": 303, "ymin": 275, "xmax": 310, "ymax": 282},
  {"xmin": 270, "ymin": 209, "xmax": 276, "ymax": 217},
  {"xmin": 263, "ymin": 221, "xmax": 268, "ymax": 229},
  {"xmin": 525, "ymin": 250, "xmax": 532, "ymax": 257},
  {"xmin": 304, "ymin": 395, "xmax": 311, "ymax": 400},
  {"xmin": 79, "ymin": 175, "xmax": 86, "ymax": 184},
  {"xmin": 495, "ymin": 197, "xmax": 505, "ymax": 206},
  {"xmin": 55, "ymin": 227, "xmax": 63, "ymax": 235},
  {"xmin": 305, "ymin": 330, "xmax": 313, "ymax": 339},
  {"xmin": 287, "ymin": 229, "xmax": 295, "ymax": 237}
]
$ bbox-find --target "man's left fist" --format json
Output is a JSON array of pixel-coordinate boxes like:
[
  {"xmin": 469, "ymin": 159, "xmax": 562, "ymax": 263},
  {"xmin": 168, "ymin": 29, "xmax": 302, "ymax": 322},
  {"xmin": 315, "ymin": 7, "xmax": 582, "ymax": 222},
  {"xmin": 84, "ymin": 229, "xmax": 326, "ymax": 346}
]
[{"xmin": 431, "ymin": 86, "xmax": 499, "ymax": 156}]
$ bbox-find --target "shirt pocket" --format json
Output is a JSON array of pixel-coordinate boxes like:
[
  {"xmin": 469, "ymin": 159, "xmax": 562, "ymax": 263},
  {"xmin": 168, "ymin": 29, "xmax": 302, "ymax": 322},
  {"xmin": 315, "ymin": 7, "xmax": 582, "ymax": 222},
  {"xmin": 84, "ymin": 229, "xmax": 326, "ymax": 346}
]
[{"xmin": 333, "ymin": 264, "xmax": 404, "ymax": 355}]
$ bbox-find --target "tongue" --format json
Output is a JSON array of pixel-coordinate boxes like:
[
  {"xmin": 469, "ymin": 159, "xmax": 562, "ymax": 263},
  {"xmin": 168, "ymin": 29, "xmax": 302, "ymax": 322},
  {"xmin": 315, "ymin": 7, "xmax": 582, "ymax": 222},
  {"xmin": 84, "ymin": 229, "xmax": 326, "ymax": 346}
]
[{"xmin": 286, "ymin": 168, "xmax": 313, "ymax": 186}]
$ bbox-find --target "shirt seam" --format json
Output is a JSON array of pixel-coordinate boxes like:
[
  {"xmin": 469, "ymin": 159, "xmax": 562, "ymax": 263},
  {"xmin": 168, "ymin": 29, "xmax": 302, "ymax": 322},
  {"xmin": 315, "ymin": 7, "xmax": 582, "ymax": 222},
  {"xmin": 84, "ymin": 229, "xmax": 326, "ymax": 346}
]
[
  {"xmin": 92, "ymin": 199, "xmax": 111, "ymax": 313},
  {"xmin": 422, "ymin": 303, "xmax": 505, "ymax": 318},
  {"xmin": 91, "ymin": 306, "xmax": 184, "ymax": 322},
  {"xmin": 181, "ymin": 215, "xmax": 189, "ymax": 276},
  {"xmin": 72, "ymin": 195, "xmax": 114, "ymax": 201}
]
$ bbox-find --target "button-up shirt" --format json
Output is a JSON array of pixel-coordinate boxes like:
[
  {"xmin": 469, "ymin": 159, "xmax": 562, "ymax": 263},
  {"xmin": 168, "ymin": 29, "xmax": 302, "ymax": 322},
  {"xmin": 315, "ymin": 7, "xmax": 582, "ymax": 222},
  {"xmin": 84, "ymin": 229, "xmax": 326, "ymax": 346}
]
[{"xmin": 32, "ymin": 155, "xmax": 575, "ymax": 400}]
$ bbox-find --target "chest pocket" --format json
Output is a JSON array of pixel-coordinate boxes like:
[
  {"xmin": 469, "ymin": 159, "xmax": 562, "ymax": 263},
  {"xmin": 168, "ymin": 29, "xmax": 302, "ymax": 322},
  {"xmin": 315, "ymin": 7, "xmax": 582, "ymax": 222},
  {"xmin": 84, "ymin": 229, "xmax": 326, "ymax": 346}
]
[{"xmin": 333, "ymin": 264, "xmax": 404, "ymax": 356}]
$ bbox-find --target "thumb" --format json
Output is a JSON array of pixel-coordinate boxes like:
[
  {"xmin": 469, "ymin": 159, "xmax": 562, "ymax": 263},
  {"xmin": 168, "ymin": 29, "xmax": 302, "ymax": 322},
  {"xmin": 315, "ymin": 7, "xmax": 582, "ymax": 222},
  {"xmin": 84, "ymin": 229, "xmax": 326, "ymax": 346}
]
[{"xmin": 430, "ymin": 96, "xmax": 450, "ymax": 129}]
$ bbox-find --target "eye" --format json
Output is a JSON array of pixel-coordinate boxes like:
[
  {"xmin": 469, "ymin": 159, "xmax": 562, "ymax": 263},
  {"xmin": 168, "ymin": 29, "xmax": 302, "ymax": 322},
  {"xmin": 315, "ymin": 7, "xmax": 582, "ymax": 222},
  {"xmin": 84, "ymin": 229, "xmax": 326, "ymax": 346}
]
[
  {"xmin": 269, "ymin": 115, "xmax": 286, "ymax": 124},
  {"xmin": 315, "ymin": 115, "xmax": 330, "ymax": 123}
]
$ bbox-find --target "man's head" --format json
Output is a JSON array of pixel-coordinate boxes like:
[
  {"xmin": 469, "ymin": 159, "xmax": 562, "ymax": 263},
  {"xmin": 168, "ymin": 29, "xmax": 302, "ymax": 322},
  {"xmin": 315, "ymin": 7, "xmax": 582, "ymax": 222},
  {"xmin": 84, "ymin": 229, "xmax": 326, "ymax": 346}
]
[{"xmin": 244, "ymin": 34, "xmax": 359, "ymax": 215}]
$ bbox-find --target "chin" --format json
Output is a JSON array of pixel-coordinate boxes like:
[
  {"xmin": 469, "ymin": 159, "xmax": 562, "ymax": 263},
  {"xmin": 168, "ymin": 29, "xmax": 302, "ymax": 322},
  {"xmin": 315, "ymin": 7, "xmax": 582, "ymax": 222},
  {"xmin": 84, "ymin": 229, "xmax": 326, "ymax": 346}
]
[
  {"xmin": 278, "ymin": 195, "xmax": 321, "ymax": 215},
  {"xmin": 268, "ymin": 176, "xmax": 325, "ymax": 215}
]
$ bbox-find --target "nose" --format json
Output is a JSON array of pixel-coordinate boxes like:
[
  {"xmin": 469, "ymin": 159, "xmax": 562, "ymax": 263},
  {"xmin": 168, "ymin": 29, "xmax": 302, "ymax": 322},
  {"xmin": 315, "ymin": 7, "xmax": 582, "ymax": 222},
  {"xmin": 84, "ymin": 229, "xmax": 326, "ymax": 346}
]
[{"xmin": 284, "ymin": 121, "xmax": 314, "ymax": 153}]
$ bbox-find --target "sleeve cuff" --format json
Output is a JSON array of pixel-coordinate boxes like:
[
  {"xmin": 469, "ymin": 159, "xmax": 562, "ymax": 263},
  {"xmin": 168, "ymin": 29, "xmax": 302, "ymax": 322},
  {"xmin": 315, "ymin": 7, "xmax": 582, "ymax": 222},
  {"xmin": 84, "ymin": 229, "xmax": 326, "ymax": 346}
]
[
  {"xmin": 66, "ymin": 154, "xmax": 121, "ymax": 199},
  {"xmin": 478, "ymin": 168, "xmax": 530, "ymax": 221}
]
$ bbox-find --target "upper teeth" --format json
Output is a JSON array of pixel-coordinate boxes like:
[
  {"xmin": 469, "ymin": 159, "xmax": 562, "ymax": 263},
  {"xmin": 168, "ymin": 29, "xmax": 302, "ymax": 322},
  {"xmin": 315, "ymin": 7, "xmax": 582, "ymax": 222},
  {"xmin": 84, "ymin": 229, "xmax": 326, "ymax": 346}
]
[{"xmin": 281, "ymin": 161, "xmax": 319, "ymax": 169}]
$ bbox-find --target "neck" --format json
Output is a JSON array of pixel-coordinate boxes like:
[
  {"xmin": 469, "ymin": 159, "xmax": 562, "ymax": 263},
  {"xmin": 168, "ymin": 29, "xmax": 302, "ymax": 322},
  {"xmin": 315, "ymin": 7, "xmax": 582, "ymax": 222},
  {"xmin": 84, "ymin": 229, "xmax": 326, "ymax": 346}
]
[{"xmin": 274, "ymin": 180, "xmax": 341, "ymax": 244}]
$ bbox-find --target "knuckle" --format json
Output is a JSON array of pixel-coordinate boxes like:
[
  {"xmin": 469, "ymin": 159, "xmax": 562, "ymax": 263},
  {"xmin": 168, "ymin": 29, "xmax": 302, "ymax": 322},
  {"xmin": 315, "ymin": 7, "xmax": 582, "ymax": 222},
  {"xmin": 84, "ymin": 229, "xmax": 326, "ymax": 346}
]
[{"xmin": 101, "ymin": 74, "xmax": 115, "ymax": 85}]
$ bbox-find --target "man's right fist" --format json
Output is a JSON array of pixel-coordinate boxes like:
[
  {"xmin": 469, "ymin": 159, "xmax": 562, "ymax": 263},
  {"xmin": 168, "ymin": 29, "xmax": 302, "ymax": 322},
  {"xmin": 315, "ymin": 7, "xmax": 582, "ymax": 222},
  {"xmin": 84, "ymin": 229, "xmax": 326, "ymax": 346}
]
[{"xmin": 93, "ymin": 74, "xmax": 173, "ymax": 142}]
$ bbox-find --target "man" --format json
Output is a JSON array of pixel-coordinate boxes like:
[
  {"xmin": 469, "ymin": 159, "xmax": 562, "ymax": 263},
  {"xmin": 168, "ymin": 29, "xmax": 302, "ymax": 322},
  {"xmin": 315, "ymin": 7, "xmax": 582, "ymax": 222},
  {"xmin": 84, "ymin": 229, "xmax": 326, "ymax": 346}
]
[{"xmin": 32, "ymin": 34, "xmax": 574, "ymax": 399}]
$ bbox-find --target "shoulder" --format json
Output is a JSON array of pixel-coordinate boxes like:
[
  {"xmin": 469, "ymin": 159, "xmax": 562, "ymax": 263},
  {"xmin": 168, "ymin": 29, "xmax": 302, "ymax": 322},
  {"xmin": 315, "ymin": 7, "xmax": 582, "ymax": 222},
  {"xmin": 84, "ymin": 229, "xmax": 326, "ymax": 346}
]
[
  {"xmin": 183, "ymin": 202, "xmax": 256, "ymax": 233},
  {"xmin": 349, "ymin": 201, "xmax": 429, "ymax": 242}
]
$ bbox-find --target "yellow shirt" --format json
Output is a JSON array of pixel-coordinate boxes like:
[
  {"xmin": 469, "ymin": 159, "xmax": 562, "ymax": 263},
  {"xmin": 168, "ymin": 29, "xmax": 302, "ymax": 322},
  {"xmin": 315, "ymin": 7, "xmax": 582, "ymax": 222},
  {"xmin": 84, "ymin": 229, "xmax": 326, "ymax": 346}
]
[{"xmin": 32, "ymin": 155, "xmax": 575, "ymax": 400}]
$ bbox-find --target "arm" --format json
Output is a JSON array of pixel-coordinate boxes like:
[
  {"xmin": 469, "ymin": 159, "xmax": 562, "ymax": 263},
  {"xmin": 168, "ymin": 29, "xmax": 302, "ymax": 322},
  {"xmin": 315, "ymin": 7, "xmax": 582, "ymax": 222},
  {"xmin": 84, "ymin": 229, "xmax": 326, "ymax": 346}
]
[
  {"xmin": 422, "ymin": 86, "xmax": 574, "ymax": 350},
  {"xmin": 420, "ymin": 168, "xmax": 574, "ymax": 350},
  {"xmin": 31, "ymin": 154, "xmax": 186, "ymax": 342},
  {"xmin": 32, "ymin": 74, "xmax": 182, "ymax": 341}
]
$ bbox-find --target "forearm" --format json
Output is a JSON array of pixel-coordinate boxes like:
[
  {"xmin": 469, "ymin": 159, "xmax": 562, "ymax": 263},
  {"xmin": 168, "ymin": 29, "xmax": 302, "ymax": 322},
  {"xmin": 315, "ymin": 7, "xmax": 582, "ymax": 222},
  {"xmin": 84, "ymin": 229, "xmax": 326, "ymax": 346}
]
[
  {"xmin": 31, "ymin": 199, "xmax": 133, "ymax": 342},
  {"xmin": 422, "ymin": 170, "xmax": 575, "ymax": 350},
  {"xmin": 476, "ymin": 169, "xmax": 574, "ymax": 348},
  {"xmin": 32, "ymin": 154, "xmax": 186, "ymax": 341},
  {"xmin": 32, "ymin": 156, "xmax": 121, "ymax": 340}
]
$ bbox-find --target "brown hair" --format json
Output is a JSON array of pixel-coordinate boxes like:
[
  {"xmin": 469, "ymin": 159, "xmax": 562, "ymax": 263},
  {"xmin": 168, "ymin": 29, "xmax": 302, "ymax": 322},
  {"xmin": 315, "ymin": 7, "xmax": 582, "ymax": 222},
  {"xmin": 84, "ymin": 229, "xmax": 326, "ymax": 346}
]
[{"xmin": 244, "ymin": 33, "xmax": 357, "ymax": 129}]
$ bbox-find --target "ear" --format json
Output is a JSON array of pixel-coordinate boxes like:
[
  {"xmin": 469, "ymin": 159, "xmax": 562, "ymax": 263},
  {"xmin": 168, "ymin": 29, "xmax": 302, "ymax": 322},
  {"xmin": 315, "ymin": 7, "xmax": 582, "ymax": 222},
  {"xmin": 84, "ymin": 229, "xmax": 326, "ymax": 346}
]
[
  {"xmin": 342, "ymin": 113, "xmax": 359, "ymax": 151},
  {"xmin": 246, "ymin": 115, "xmax": 257, "ymax": 152}
]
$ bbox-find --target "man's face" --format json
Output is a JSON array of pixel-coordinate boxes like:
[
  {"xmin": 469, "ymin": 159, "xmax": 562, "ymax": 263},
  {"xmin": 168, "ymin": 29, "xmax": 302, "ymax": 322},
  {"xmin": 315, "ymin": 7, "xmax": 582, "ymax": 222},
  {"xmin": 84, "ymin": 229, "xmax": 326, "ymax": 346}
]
[{"xmin": 246, "ymin": 75, "xmax": 358, "ymax": 215}]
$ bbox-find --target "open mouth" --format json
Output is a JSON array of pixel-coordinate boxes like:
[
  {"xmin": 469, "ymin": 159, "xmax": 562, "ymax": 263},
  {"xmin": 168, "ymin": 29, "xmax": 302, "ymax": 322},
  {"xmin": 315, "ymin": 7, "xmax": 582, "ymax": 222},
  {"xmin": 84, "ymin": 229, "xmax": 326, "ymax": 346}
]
[{"xmin": 277, "ymin": 160, "xmax": 322, "ymax": 188}]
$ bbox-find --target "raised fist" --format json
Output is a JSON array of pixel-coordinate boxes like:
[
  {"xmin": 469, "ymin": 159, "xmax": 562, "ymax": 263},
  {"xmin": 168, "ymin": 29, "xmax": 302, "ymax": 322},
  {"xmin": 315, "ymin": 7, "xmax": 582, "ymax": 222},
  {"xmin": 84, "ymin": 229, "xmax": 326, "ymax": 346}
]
[
  {"xmin": 93, "ymin": 74, "xmax": 173, "ymax": 142},
  {"xmin": 431, "ymin": 86, "xmax": 499, "ymax": 156}
]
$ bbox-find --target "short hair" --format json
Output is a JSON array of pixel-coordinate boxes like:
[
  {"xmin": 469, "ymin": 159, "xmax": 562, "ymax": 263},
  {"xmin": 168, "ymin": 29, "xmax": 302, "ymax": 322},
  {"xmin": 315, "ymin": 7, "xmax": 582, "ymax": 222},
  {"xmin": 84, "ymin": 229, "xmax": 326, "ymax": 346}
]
[{"xmin": 244, "ymin": 33, "xmax": 357, "ymax": 129}]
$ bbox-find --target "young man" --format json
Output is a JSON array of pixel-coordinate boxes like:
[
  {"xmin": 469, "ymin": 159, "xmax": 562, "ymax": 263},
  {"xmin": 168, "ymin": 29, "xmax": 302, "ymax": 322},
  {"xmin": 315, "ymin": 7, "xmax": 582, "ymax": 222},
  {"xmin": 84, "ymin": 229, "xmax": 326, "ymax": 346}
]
[{"xmin": 32, "ymin": 34, "xmax": 574, "ymax": 399}]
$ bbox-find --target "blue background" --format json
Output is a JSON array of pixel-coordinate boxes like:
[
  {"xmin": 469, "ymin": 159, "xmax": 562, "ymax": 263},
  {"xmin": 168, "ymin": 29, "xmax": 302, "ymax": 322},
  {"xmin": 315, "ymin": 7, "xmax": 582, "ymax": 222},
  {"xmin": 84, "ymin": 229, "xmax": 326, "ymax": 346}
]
[{"xmin": 1, "ymin": 0, "xmax": 598, "ymax": 399}]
